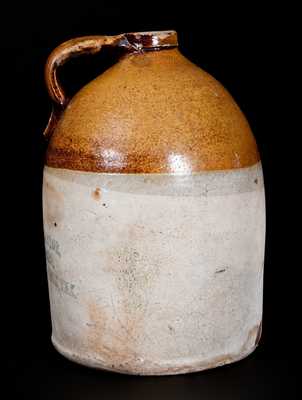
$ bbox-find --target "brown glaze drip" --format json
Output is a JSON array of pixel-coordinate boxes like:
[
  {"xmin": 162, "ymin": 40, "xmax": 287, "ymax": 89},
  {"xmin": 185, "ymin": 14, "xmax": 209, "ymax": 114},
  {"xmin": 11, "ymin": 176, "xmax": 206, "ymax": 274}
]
[{"xmin": 45, "ymin": 33, "xmax": 259, "ymax": 173}]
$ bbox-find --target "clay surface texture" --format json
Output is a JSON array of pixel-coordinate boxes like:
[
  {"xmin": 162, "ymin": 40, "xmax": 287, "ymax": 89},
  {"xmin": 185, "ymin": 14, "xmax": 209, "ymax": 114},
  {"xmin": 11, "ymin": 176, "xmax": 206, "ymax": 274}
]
[{"xmin": 43, "ymin": 163, "xmax": 265, "ymax": 375}]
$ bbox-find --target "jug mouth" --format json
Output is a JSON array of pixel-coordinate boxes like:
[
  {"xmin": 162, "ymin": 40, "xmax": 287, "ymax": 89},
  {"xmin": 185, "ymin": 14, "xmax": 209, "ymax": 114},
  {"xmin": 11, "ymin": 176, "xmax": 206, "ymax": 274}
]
[{"xmin": 122, "ymin": 30, "xmax": 178, "ymax": 51}]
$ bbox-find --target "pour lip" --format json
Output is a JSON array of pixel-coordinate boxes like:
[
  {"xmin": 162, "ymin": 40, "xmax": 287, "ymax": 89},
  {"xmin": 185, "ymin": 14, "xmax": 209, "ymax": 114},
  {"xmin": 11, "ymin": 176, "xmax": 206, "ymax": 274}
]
[{"xmin": 121, "ymin": 30, "xmax": 178, "ymax": 51}]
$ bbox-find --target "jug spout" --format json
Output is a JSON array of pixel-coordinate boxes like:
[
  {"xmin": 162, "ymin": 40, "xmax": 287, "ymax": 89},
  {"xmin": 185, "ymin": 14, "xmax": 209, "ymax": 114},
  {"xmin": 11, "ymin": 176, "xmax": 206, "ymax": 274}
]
[{"xmin": 121, "ymin": 30, "xmax": 178, "ymax": 51}]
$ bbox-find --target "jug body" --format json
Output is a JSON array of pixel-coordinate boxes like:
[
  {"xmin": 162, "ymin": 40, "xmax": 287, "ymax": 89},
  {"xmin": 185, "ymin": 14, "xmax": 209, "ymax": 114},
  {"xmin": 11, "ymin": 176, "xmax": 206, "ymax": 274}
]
[{"xmin": 43, "ymin": 31, "xmax": 265, "ymax": 375}]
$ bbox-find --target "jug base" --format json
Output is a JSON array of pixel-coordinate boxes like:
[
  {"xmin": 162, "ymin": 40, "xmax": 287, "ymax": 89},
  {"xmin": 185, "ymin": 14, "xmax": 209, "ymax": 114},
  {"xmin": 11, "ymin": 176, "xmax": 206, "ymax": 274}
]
[{"xmin": 51, "ymin": 336, "xmax": 258, "ymax": 376}]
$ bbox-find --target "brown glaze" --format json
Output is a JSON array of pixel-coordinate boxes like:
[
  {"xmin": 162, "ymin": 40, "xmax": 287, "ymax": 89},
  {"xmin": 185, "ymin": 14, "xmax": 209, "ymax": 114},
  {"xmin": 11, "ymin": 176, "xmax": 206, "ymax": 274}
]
[
  {"xmin": 44, "ymin": 35, "xmax": 124, "ymax": 139},
  {"xmin": 44, "ymin": 31, "xmax": 259, "ymax": 173},
  {"xmin": 92, "ymin": 187, "xmax": 101, "ymax": 200}
]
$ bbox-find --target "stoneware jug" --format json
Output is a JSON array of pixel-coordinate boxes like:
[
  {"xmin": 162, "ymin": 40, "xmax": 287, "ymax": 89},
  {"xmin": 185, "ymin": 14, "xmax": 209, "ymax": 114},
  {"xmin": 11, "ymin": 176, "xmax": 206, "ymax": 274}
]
[{"xmin": 43, "ymin": 30, "xmax": 265, "ymax": 375}]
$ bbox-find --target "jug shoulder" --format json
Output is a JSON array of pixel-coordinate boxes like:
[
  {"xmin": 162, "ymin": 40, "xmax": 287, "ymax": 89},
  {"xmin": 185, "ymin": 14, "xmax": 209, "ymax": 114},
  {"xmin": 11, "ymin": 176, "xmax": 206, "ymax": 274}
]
[{"xmin": 46, "ymin": 49, "xmax": 259, "ymax": 173}]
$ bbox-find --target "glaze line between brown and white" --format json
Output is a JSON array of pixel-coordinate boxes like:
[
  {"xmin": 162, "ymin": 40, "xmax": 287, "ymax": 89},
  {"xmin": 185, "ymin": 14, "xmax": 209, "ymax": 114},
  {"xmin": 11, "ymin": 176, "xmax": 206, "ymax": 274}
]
[{"xmin": 43, "ymin": 161, "xmax": 265, "ymax": 375}]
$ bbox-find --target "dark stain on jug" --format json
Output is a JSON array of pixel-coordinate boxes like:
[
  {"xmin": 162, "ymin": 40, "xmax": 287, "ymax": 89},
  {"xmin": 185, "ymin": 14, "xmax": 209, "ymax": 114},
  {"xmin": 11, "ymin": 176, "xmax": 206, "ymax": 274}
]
[{"xmin": 92, "ymin": 187, "xmax": 102, "ymax": 201}]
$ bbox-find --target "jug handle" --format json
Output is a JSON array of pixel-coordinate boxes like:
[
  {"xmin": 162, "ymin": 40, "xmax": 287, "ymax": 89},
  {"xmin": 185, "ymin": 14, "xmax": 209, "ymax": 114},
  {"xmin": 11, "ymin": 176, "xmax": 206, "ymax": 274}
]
[{"xmin": 43, "ymin": 35, "xmax": 124, "ymax": 139}]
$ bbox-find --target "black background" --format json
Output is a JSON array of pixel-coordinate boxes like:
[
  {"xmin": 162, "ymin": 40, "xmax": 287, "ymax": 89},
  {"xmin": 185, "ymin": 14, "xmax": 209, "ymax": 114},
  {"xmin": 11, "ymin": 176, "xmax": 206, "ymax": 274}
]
[{"xmin": 3, "ymin": 1, "xmax": 298, "ymax": 399}]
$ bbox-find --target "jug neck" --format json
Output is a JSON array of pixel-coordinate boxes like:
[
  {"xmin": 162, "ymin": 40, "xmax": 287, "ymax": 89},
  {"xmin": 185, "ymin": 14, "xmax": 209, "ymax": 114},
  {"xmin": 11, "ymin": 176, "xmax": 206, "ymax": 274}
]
[{"xmin": 120, "ymin": 30, "xmax": 178, "ymax": 52}]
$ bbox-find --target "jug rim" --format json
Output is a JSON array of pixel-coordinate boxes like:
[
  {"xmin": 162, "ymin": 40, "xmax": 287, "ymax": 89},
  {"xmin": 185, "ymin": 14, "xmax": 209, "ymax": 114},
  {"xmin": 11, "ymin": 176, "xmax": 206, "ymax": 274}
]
[{"xmin": 122, "ymin": 30, "xmax": 178, "ymax": 51}]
